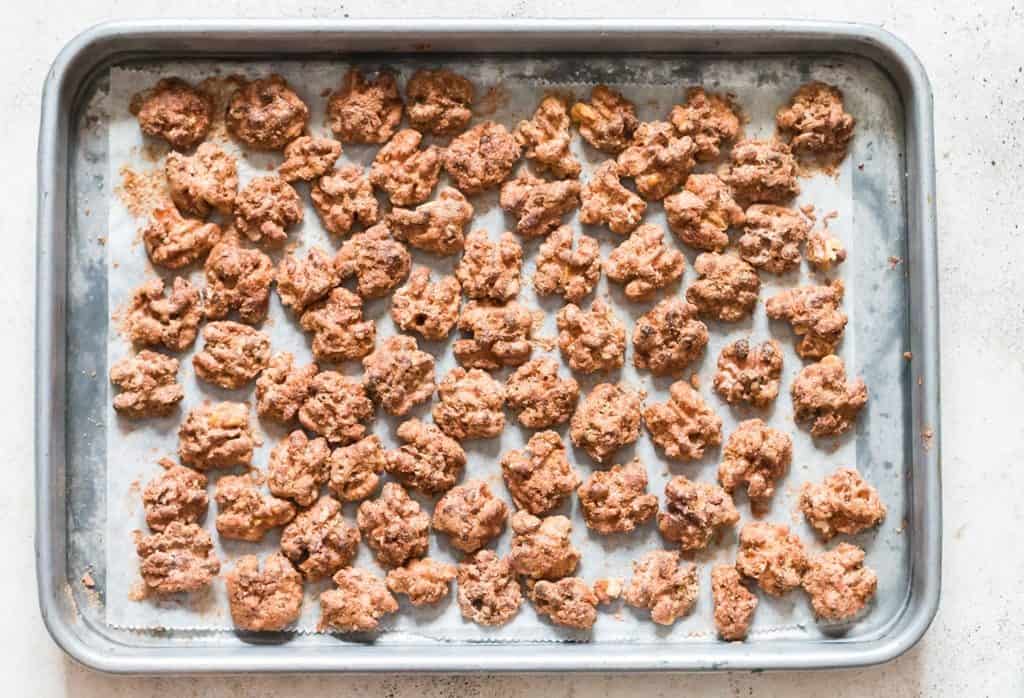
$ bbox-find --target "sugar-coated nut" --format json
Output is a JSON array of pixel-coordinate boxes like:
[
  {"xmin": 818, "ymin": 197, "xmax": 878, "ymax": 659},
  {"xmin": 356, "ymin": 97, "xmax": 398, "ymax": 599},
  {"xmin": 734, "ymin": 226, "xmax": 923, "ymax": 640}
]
[
  {"xmin": 233, "ymin": 176, "xmax": 303, "ymax": 246},
  {"xmin": 738, "ymin": 204, "xmax": 810, "ymax": 274},
  {"xmin": 203, "ymin": 241, "xmax": 274, "ymax": 324},
  {"xmin": 390, "ymin": 267, "xmax": 461, "ymax": 340},
  {"xmin": 299, "ymin": 287, "xmax": 376, "ymax": 363},
  {"xmin": 453, "ymin": 300, "xmax": 534, "ymax": 370},
  {"xmin": 328, "ymin": 435, "xmax": 386, "ymax": 502},
  {"xmin": 267, "ymin": 430, "xmax": 331, "ymax": 507},
  {"xmin": 632, "ymin": 297, "xmax": 708, "ymax": 376},
  {"xmin": 616, "ymin": 121, "xmax": 697, "ymax": 200},
  {"xmin": 533, "ymin": 225, "xmax": 601, "ymax": 303},
  {"xmin": 280, "ymin": 495, "xmax": 360, "ymax": 581},
  {"xmin": 357, "ymin": 483, "xmax": 431, "ymax": 568},
  {"xmin": 509, "ymin": 511, "xmax": 580, "ymax": 580},
  {"xmin": 725, "ymin": 139, "xmax": 800, "ymax": 204},
  {"xmin": 713, "ymin": 339, "xmax": 783, "ymax": 407},
  {"xmin": 369, "ymin": 129, "xmax": 443, "ymax": 206},
  {"xmin": 405, "ymin": 68, "xmax": 474, "ymax": 135},
  {"xmin": 319, "ymin": 567, "xmax": 399, "ymax": 632},
  {"xmin": 657, "ymin": 476, "xmax": 739, "ymax": 551},
  {"xmin": 226, "ymin": 553, "xmax": 303, "ymax": 631},
  {"xmin": 718, "ymin": 419, "xmax": 793, "ymax": 505},
  {"xmin": 686, "ymin": 252, "xmax": 761, "ymax": 322},
  {"xmin": 226, "ymin": 74, "xmax": 308, "ymax": 150},
  {"xmin": 455, "ymin": 230, "xmax": 523, "ymax": 302},
  {"xmin": 335, "ymin": 223, "xmax": 412, "ymax": 299},
  {"xmin": 577, "ymin": 459, "xmax": 658, "ymax": 535},
  {"xmin": 443, "ymin": 121, "xmax": 521, "ymax": 194},
  {"xmin": 432, "ymin": 480, "xmax": 508, "ymax": 553},
  {"xmin": 311, "ymin": 166, "xmax": 380, "ymax": 236},
  {"xmin": 388, "ymin": 187, "xmax": 474, "ymax": 256},
  {"xmin": 126, "ymin": 277, "xmax": 203, "ymax": 353},
  {"xmin": 142, "ymin": 459, "xmax": 208, "ymax": 532},
  {"xmin": 298, "ymin": 370, "xmax": 374, "ymax": 445},
  {"xmin": 192, "ymin": 321, "xmax": 270, "ymax": 390},
  {"xmin": 776, "ymin": 82, "xmax": 855, "ymax": 159},
  {"xmin": 669, "ymin": 87, "xmax": 741, "ymax": 161},
  {"xmin": 805, "ymin": 226, "xmax": 848, "ymax": 271},
  {"xmin": 790, "ymin": 354, "xmax": 868, "ymax": 437},
  {"xmin": 570, "ymin": 85, "xmax": 639, "ymax": 154},
  {"xmin": 736, "ymin": 521, "xmax": 809, "ymax": 596},
  {"xmin": 664, "ymin": 173, "xmax": 745, "ymax": 252},
  {"xmin": 385, "ymin": 418, "xmax": 466, "ymax": 495},
  {"xmin": 624, "ymin": 550, "xmax": 699, "ymax": 625},
  {"xmin": 500, "ymin": 171, "xmax": 581, "ymax": 239},
  {"xmin": 604, "ymin": 224, "xmax": 686, "ymax": 301},
  {"xmin": 132, "ymin": 78, "xmax": 212, "ymax": 149},
  {"xmin": 165, "ymin": 143, "xmax": 238, "ymax": 217},
  {"xmin": 578, "ymin": 160, "xmax": 646, "ymax": 234},
  {"xmin": 593, "ymin": 577, "xmax": 624, "ymax": 604},
  {"xmin": 514, "ymin": 96, "xmax": 581, "ymax": 179},
  {"xmin": 799, "ymin": 468, "xmax": 887, "ymax": 540},
  {"xmin": 711, "ymin": 564, "xmax": 758, "ymax": 641},
  {"xmin": 275, "ymin": 246, "xmax": 342, "ymax": 315},
  {"xmin": 529, "ymin": 577, "xmax": 598, "ymax": 629},
  {"xmin": 109, "ymin": 350, "xmax": 184, "ymax": 418},
  {"xmin": 362, "ymin": 335, "xmax": 436, "ymax": 417},
  {"xmin": 327, "ymin": 69, "xmax": 404, "ymax": 144},
  {"xmin": 134, "ymin": 521, "xmax": 220, "ymax": 594},
  {"xmin": 801, "ymin": 543, "xmax": 877, "ymax": 621},
  {"xmin": 433, "ymin": 367, "xmax": 505, "ymax": 440},
  {"xmin": 215, "ymin": 471, "xmax": 296, "ymax": 542},
  {"xmin": 142, "ymin": 205, "xmax": 222, "ymax": 270},
  {"xmin": 556, "ymin": 299, "xmax": 626, "ymax": 374},
  {"xmin": 178, "ymin": 401, "xmax": 254, "ymax": 470},
  {"xmin": 505, "ymin": 357, "xmax": 580, "ymax": 429},
  {"xmin": 501, "ymin": 431, "xmax": 580, "ymax": 515},
  {"xmin": 386, "ymin": 558, "xmax": 458, "ymax": 606},
  {"xmin": 570, "ymin": 383, "xmax": 645, "ymax": 463},
  {"xmin": 643, "ymin": 381, "xmax": 722, "ymax": 461},
  {"xmin": 456, "ymin": 550, "xmax": 522, "ymax": 626},
  {"xmin": 765, "ymin": 279, "xmax": 847, "ymax": 359},
  {"xmin": 279, "ymin": 136, "xmax": 342, "ymax": 182}
]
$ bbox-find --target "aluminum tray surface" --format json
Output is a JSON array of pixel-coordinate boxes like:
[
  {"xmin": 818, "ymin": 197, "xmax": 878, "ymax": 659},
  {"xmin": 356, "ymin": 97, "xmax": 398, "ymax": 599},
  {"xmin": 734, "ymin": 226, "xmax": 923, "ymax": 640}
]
[{"xmin": 36, "ymin": 19, "xmax": 940, "ymax": 674}]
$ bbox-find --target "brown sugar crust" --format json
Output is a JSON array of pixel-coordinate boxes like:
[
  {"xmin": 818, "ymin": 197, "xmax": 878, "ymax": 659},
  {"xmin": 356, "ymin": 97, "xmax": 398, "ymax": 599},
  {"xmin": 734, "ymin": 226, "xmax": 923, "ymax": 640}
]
[
  {"xmin": 279, "ymin": 136, "xmax": 342, "ymax": 182},
  {"xmin": 214, "ymin": 471, "xmax": 296, "ymax": 542},
  {"xmin": 453, "ymin": 300, "xmax": 534, "ymax": 370},
  {"xmin": 791, "ymin": 354, "xmax": 868, "ymax": 438},
  {"xmin": 801, "ymin": 543, "xmax": 877, "ymax": 621},
  {"xmin": 738, "ymin": 204, "xmax": 810, "ymax": 274},
  {"xmin": 805, "ymin": 226, "xmax": 848, "ymax": 271},
  {"xmin": 570, "ymin": 383, "xmax": 645, "ymax": 463},
  {"xmin": 456, "ymin": 550, "xmax": 522, "ymax": 626},
  {"xmin": 390, "ymin": 267, "xmax": 461, "ymax": 340},
  {"xmin": 664, "ymin": 173, "xmax": 745, "ymax": 252},
  {"xmin": 226, "ymin": 75, "xmax": 309, "ymax": 150},
  {"xmin": 711, "ymin": 564, "xmax": 758, "ymax": 641},
  {"xmin": 505, "ymin": 357, "xmax": 580, "ymax": 429},
  {"xmin": 736, "ymin": 521, "xmax": 809, "ymax": 596},
  {"xmin": 275, "ymin": 246, "xmax": 342, "ymax": 315},
  {"xmin": 533, "ymin": 225, "xmax": 601, "ymax": 304},
  {"xmin": 142, "ymin": 460, "xmax": 209, "ymax": 532},
  {"xmin": 388, "ymin": 187, "xmax": 474, "ymax": 256},
  {"xmin": 616, "ymin": 121, "xmax": 697, "ymax": 201},
  {"xmin": 776, "ymin": 82, "xmax": 855, "ymax": 160},
  {"xmin": 799, "ymin": 468, "xmax": 887, "ymax": 540},
  {"xmin": 455, "ymin": 230, "xmax": 523, "ymax": 302},
  {"xmin": 432, "ymin": 480, "xmax": 508, "ymax": 553},
  {"xmin": 643, "ymin": 381, "xmax": 723, "ymax": 461},
  {"xmin": 685, "ymin": 252, "xmax": 761, "ymax": 322},
  {"xmin": 577, "ymin": 459, "xmax": 658, "ymax": 535},
  {"xmin": 226, "ymin": 553, "xmax": 304, "ymax": 631},
  {"xmin": 669, "ymin": 87, "xmax": 741, "ymax": 162},
  {"xmin": 357, "ymin": 483, "xmax": 431, "ymax": 568},
  {"xmin": 405, "ymin": 68, "xmax": 474, "ymax": 135},
  {"xmin": 713, "ymin": 339, "xmax": 783, "ymax": 407},
  {"xmin": 529, "ymin": 577, "xmax": 599, "ymax": 629},
  {"xmin": 192, "ymin": 321, "xmax": 270, "ymax": 390},
  {"xmin": 311, "ymin": 166, "xmax": 380, "ymax": 237},
  {"xmin": 433, "ymin": 367, "xmax": 505, "ymax": 440},
  {"xmin": 570, "ymin": 85, "xmax": 639, "ymax": 154},
  {"xmin": 109, "ymin": 350, "xmax": 184, "ymax": 418},
  {"xmin": 280, "ymin": 495, "xmax": 360, "ymax": 581},
  {"xmin": 299, "ymin": 287, "xmax": 377, "ymax": 363},
  {"xmin": 514, "ymin": 96, "xmax": 581, "ymax": 179},
  {"xmin": 203, "ymin": 241, "xmax": 274, "ymax": 324},
  {"xmin": 253, "ymin": 353, "xmax": 325, "ymax": 426},
  {"xmin": 142, "ymin": 205, "xmax": 222, "ymax": 270},
  {"xmin": 362, "ymin": 334, "xmax": 436, "ymax": 416},
  {"xmin": 556, "ymin": 299, "xmax": 626, "ymax": 374},
  {"xmin": 657, "ymin": 476, "xmax": 739, "ymax": 551},
  {"xmin": 632, "ymin": 297, "xmax": 708, "ymax": 376},
  {"xmin": 442, "ymin": 121, "xmax": 521, "ymax": 195},
  {"xmin": 165, "ymin": 143, "xmax": 238, "ymax": 217},
  {"xmin": 386, "ymin": 418, "xmax": 466, "ymax": 495},
  {"xmin": 335, "ymin": 223, "xmax": 412, "ymax": 299},
  {"xmin": 501, "ymin": 431, "xmax": 580, "ymax": 515},
  {"xmin": 327, "ymin": 69, "xmax": 404, "ymax": 144},
  {"xmin": 604, "ymin": 224, "xmax": 686, "ymax": 301},
  {"xmin": 725, "ymin": 139, "xmax": 800, "ymax": 204},
  {"xmin": 578, "ymin": 160, "xmax": 646, "ymax": 234},
  {"xmin": 719, "ymin": 419, "xmax": 793, "ymax": 506},
  {"xmin": 178, "ymin": 401, "xmax": 254, "ymax": 470},
  {"xmin": 298, "ymin": 370, "xmax": 374, "ymax": 445},
  {"xmin": 135, "ymin": 521, "xmax": 220, "ymax": 594},
  {"xmin": 386, "ymin": 559, "xmax": 457, "ymax": 608},
  {"xmin": 766, "ymin": 280, "xmax": 847, "ymax": 359},
  {"xmin": 509, "ymin": 511, "xmax": 581, "ymax": 580},
  {"xmin": 500, "ymin": 171, "xmax": 581, "ymax": 239},
  {"xmin": 132, "ymin": 78, "xmax": 212, "ymax": 150},
  {"xmin": 319, "ymin": 567, "xmax": 399, "ymax": 632},
  {"xmin": 369, "ymin": 129, "xmax": 442, "ymax": 207},
  {"xmin": 624, "ymin": 550, "xmax": 699, "ymax": 625},
  {"xmin": 233, "ymin": 176, "xmax": 303, "ymax": 246},
  {"xmin": 267, "ymin": 429, "xmax": 331, "ymax": 507},
  {"xmin": 328, "ymin": 435, "xmax": 386, "ymax": 502}
]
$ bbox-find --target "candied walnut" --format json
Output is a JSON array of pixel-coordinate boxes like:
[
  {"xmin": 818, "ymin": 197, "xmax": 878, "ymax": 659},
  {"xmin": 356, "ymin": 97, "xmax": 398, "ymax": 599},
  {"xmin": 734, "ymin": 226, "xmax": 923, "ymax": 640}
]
[
  {"xmin": 280, "ymin": 495, "xmax": 360, "ymax": 581},
  {"xmin": 226, "ymin": 553, "xmax": 303, "ymax": 631},
  {"xmin": 736, "ymin": 522, "xmax": 809, "ymax": 596},
  {"xmin": 142, "ymin": 459, "xmax": 209, "ymax": 532},
  {"xmin": 385, "ymin": 419, "xmax": 466, "ymax": 495},
  {"xmin": 570, "ymin": 85, "xmax": 638, "ymax": 154},
  {"xmin": 802, "ymin": 543, "xmax": 877, "ymax": 621},
  {"xmin": 569, "ymin": 383, "xmax": 645, "ymax": 463},
  {"xmin": 388, "ymin": 187, "xmax": 474, "ymax": 255},
  {"xmin": 632, "ymin": 297, "xmax": 708, "ymax": 376},
  {"xmin": 134, "ymin": 521, "xmax": 220, "ymax": 594},
  {"xmin": 643, "ymin": 381, "xmax": 722, "ymax": 461},
  {"xmin": 110, "ymin": 350, "xmax": 184, "ymax": 418},
  {"xmin": 178, "ymin": 401, "xmax": 254, "ymax": 470},
  {"xmin": 738, "ymin": 204, "xmax": 810, "ymax": 274},
  {"xmin": 529, "ymin": 578, "xmax": 598, "ymax": 629},
  {"xmin": 725, "ymin": 139, "xmax": 800, "ymax": 204},
  {"xmin": 165, "ymin": 143, "xmax": 238, "ymax": 217},
  {"xmin": 203, "ymin": 241, "xmax": 274, "ymax": 323},
  {"xmin": 298, "ymin": 370, "xmax": 374, "ymax": 445},
  {"xmin": 604, "ymin": 224, "xmax": 686, "ymax": 301},
  {"xmin": 501, "ymin": 431, "xmax": 580, "ymax": 515},
  {"xmin": 624, "ymin": 550, "xmax": 699, "ymax": 625},
  {"xmin": 509, "ymin": 512, "xmax": 580, "ymax": 580},
  {"xmin": 500, "ymin": 171, "xmax": 581, "ymax": 239},
  {"xmin": 362, "ymin": 335, "xmax": 435, "ymax": 416},
  {"xmin": 578, "ymin": 160, "xmax": 646, "ymax": 234},
  {"xmin": 577, "ymin": 459, "xmax": 657, "ymax": 535},
  {"xmin": 805, "ymin": 226, "xmax": 848, "ymax": 271},
  {"xmin": 799, "ymin": 468, "xmax": 887, "ymax": 540},
  {"xmin": 357, "ymin": 483, "xmax": 430, "ymax": 568},
  {"xmin": 514, "ymin": 96, "xmax": 581, "ymax": 179},
  {"xmin": 713, "ymin": 339, "xmax": 783, "ymax": 407},
  {"xmin": 132, "ymin": 78, "xmax": 212, "ymax": 150},
  {"xmin": 766, "ymin": 280, "xmax": 847, "ymax": 359},
  {"xmin": 267, "ymin": 430, "xmax": 331, "ymax": 507},
  {"xmin": 658, "ymin": 476, "xmax": 739, "ymax": 551},
  {"xmin": 533, "ymin": 225, "xmax": 601, "ymax": 303},
  {"xmin": 335, "ymin": 224, "xmax": 412, "ymax": 299},
  {"xmin": 453, "ymin": 300, "xmax": 534, "ymax": 370},
  {"xmin": 369, "ymin": 129, "xmax": 442, "ymax": 206},
  {"xmin": 712, "ymin": 565, "xmax": 758, "ymax": 641},
  {"xmin": 299, "ymin": 287, "xmax": 376, "ymax": 363},
  {"xmin": 556, "ymin": 300, "xmax": 626, "ymax": 374},
  {"xmin": 406, "ymin": 68, "xmax": 474, "ymax": 135},
  {"xmin": 328, "ymin": 435, "xmax": 386, "ymax": 502},
  {"xmin": 457, "ymin": 550, "xmax": 522, "ymax": 626},
  {"xmin": 443, "ymin": 121, "xmax": 521, "ymax": 194},
  {"xmin": 192, "ymin": 321, "xmax": 270, "ymax": 389},
  {"xmin": 142, "ymin": 205, "xmax": 222, "ymax": 270},
  {"xmin": 505, "ymin": 357, "xmax": 580, "ymax": 429},
  {"xmin": 255, "ymin": 352, "xmax": 316, "ymax": 422},
  {"xmin": 319, "ymin": 567, "xmax": 399, "ymax": 632},
  {"xmin": 455, "ymin": 230, "xmax": 523, "ymax": 302},
  {"xmin": 215, "ymin": 472, "xmax": 296, "ymax": 542},
  {"xmin": 685, "ymin": 252, "xmax": 761, "ymax": 322},
  {"xmin": 616, "ymin": 121, "xmax": 697, "ymax": 201},
  {"xmin": 226, "ymin": 75, "xmax": 308, "ymax": 150},
  {"xmin": 433, "ymin": 367, "xmax": 505, "ymax": 440},
  {"xmin": 719, "ymin": 419, "xmax": 793, "ymax": 507},
  {"xmin": 593, "ymin": 578, "xmax": 624, "ymax": 604},
  {"xmin": 390, "ymin": 267, "xmax": 461, "ymax": 340},
  {"xmin": 432, "ymin": 480, "xmax": 508, "ymax": 553},
  {"xmin": 279, "ymin": 136, "xmax": 342, "ymax": 182},
  {"xmin": 311, "ymin": 166, "xmax": 380, "ymax": 236},
  {"xmin": 233, "ymin": 176, "xmax": 303, "ymax": 246},
  {"xmin": 126, "ymin": 277, "xmax": 203, "ymax": 353},
  {"xmin": 791, "ymin": 355, "xmax": 867, "ymax": 438},
  {"xmin": 327, "ymin": 69, "xmax": 403, "ymax": 144},
  {"xmin": 669, "ymin": 87, "xmax": 741, "ymax": 162},
  {"xmin": 275, "ymin": 246, "xmax": 341, "ymax": 315},
  {"xmin": 664, "ymin": 173, "xmax": 745, "ymax": 252},
  {"xmin": 776, "ymin": 82, "xmax": 855, "ymax": 160},
  {"xmin": 386, "ymin": 558, "xmax": 457, "ymax": 606}
]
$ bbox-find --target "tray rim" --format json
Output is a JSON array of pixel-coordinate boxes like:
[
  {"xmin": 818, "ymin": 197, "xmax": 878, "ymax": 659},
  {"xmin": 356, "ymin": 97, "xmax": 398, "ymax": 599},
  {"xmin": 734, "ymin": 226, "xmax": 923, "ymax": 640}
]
[{"xmin": 35, "ymin": 17, "xmax": 941, "ymax": 675}]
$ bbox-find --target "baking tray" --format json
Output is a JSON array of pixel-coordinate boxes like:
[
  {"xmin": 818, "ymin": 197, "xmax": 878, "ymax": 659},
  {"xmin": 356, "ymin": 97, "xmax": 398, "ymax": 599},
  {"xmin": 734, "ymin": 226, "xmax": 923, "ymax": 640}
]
[{"xmin": 36, "ymin": 18, "xmax": 941, "ymax": 674}]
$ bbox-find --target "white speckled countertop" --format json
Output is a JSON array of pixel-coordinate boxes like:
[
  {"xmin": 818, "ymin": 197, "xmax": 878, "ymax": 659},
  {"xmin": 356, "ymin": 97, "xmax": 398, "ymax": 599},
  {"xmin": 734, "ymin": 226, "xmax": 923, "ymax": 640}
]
[{"xmin": 5, "ymin": 2, "xmax": 1023, "ymax": 695}]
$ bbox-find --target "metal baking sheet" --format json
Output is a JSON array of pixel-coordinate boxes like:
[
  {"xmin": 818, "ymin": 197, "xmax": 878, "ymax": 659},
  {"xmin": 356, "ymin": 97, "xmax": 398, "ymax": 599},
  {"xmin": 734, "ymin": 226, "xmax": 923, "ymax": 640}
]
[{"xmin": 36, "ymin": 19, "xmax": 941, "ymax": 674}]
